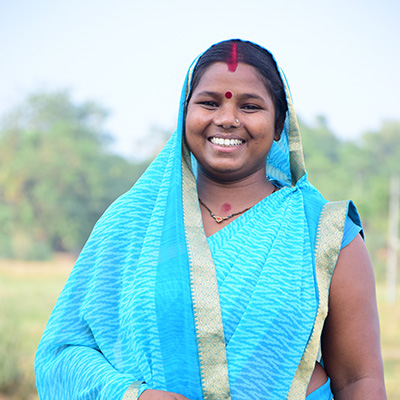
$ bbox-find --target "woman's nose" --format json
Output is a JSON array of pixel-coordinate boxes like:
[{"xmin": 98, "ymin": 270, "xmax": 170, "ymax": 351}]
[{"xmin": 213, "ymin": 105, "xmax": 240, "ymax": 129}]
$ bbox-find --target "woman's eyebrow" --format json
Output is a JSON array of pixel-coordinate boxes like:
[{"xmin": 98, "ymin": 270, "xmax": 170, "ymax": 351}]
[
  {"xmin": 236, "ymin": 93, "xmax": 265, "ymax": 101},
  {"xmin": 194, "ymin": 90, "xmax": 220, "ymax": 97},
  {"xmin": 195, "ymin": 91, "xmax": 265, "ymax": 101}
]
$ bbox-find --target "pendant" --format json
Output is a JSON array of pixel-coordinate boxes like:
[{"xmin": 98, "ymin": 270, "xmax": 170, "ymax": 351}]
[{"xmin": 212, "ymin": 215, "xmax": 225, "ymax": 223}]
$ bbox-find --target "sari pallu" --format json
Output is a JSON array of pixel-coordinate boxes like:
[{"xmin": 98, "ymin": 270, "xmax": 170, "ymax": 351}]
[{"xmin": 35, "ymin": 40, "xmax": 362, "ymax": 400}]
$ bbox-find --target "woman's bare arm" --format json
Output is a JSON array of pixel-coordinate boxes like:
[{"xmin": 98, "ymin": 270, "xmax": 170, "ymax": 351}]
[{"xmin": 322, "ymin": 234, "xmax": 386, "ymax": 399}]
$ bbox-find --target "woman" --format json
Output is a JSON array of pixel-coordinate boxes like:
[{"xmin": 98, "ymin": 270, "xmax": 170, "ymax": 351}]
[{"xmin": 35, "ymin": 40, "xmax": 386, "ymax": 399}]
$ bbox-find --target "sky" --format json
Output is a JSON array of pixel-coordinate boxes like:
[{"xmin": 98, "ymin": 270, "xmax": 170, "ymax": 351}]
[{"xmin": 1, "ymin": 0, "xmax": 399, "ymax": 159}]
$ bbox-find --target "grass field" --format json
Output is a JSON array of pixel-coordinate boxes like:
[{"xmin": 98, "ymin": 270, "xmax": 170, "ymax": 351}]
[
  {"xmin": 0, "ymin": 257, "xmax": 74, "ymax": 400},
  {"xmin": 0, "ymin": 257, "xmax": 399, "ymax": 399}
]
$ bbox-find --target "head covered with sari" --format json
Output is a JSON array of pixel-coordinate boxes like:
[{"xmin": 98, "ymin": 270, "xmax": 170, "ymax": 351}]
[{"xmin": 35, "ymin": 39, "xmax": 361, "ymax": 400}]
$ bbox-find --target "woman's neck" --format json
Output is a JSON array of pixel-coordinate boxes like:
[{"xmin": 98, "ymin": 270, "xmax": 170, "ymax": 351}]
[
  {"xmin": 196, "ymin": 169, "xmax": 277, "ymax": 237},
  {"xmin": 196, "ymin": 168, "xmax": 274, "ymax": 209}
]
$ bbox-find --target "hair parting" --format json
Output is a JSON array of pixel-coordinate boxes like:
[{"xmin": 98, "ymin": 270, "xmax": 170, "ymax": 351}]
[{"xmin": 227, "ymin": 42, "xmax": 238, "ymax": 72}]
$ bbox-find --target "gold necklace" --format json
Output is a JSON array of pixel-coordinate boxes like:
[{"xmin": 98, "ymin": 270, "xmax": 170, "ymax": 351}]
[
  {"xmin": 198, "ymin": 198, "xmax": 250, "ymax": 223},
  {"xmin": 198, "ymin": 186, "xmax": 278, "ymax": 224}
]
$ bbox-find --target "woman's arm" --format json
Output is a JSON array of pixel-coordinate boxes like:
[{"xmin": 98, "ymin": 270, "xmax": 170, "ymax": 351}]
[
  {"xmin": 322, "ymin": 234, "xmax": 387, "ymax": 399},
  {"xmin": 34, "ymin": 278, "xmax": 142, "ymax": 400},
  {"xmin": 139, "ymin": 390, "xmax": 190, "ymax": 399},
  {"xmin": 34, "ymin": 251, "xmax": 143, "ymax": 399},
  {"xmin": 35, "ymin": 342, "xmax": 141, "ymax": 399}
]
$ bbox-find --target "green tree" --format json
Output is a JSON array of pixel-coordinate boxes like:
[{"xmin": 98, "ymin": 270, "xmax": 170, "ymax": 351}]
[
  {"xmin": 301, "ymin": 117, "xmax": 400, "ymax": 277},
  {"xmin": 351, "ymin": 121, "xmax": 400, "ymax": 275},
  {"xmin": 300, "ymin": 115, "xmax": 343, "ymax": 199},
  {"xmin": 0, "ymin": 90, "xmax": 148, "ymax": 259}
]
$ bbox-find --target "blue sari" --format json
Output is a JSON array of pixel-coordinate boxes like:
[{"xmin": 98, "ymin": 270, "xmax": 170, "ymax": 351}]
[{"xmin": 35, "ymin": 41, "xmax": 361, "ymax": 399}]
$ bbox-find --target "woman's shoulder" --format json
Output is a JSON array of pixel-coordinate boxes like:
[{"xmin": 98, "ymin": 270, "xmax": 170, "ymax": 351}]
[{"xmin": 295, "ymin": 181, "xmax": 363, "ymax": 250}]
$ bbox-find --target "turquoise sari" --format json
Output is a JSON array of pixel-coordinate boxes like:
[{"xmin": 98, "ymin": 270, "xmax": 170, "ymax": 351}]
[{"xmin": 35, "ymin": 41, "xmax": 362, "ymax": 399}]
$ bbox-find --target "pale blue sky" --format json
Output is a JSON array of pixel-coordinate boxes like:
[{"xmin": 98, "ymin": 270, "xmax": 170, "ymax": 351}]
[{"xmin": 1, "ymin": 0, "xmax": 399, "ymax": 158}]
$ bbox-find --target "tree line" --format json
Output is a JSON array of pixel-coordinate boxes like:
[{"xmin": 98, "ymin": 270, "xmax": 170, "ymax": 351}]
[
  {"xmin": 300, "ymin": 116, "xmax": 400, "ymax": 278},
  {"xmin": 0, "ymin": 90, "xmax": 399, "ymax": 278},
  {"xmin": 0, "ymin": 91, "xmax": 148, "ymax": 260}
]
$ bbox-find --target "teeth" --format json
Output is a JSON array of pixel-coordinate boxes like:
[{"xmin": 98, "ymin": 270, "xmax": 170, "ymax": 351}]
[{"xmin": 210, "ymin": 137, "xmax": 243, "ymax": 147}]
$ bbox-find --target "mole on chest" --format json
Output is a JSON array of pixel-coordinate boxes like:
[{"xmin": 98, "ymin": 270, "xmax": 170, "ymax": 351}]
[{"xmin": 221, "ymin": 203, "xmax": 232, "ymax": 214}]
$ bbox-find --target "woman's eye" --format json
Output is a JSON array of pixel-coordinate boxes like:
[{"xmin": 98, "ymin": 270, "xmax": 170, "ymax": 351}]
[
  {"xmin": 241, "ymin": 104, "xmax": 262, "ymax": 111},
  {"xmin": 200, "ymin": 101, "xmax": 219, "ymax": 108}
]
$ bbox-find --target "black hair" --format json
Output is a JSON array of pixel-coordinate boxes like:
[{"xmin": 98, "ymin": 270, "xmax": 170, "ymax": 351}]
[{"xmin": 188, "ymin": 39, "xmax": 288, "ymax": 133}]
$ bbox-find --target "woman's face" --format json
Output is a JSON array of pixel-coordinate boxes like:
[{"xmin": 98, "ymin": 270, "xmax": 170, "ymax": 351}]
[{"xmin": 185, "ymin": 62, "xmax": 280, "ymax": 183}]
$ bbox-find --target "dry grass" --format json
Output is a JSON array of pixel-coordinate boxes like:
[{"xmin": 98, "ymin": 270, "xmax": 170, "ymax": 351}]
[
  {"xmin": 376, "ymin": 285, "xmax": 400, "ymax": 399},
  {"xmin": 0, "ymin": 256, "xmax": 74, "ymax": 400},
  {"xmin": 0, "ymin": 258, "xmax": 399, "ymax": 399}
]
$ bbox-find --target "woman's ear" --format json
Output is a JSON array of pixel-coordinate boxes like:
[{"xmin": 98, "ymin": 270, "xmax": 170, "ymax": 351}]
[{"xmin": 274, "ymin": 121, "xmax": 284, "ymax": 141}]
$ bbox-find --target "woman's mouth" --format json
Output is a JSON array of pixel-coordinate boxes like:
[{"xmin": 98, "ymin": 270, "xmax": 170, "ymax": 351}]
[{"xmin": 209, "ymin": 137, "xmax": 244, "ymax": 147}]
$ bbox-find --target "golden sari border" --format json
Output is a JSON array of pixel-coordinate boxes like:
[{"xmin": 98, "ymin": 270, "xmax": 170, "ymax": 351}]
[
  {"xmin": 287, "ymin": 201, "xmax": 348, "ymax": 399},
  {"xmin": 122, "ymin": 381, "xmax": 143, "ymax": 400},
  {"xmin": 280, "ymin": 68, "xmax": 306, "ymax": 186},
  {"xmin": 184, "ymin": 61, "xmax": 197, "ymax": 101},
  {"xmin": 181, "ymin": 140, "xmax": 231, "ymax": 400}
]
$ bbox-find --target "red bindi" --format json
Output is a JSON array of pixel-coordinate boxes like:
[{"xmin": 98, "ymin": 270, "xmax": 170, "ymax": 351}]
[
  {"xmin": 227, "ymin": 42, "xmax": 238, "ymax": 72},
  {"xmin": 225, "ymin": 91, "xmax": 233, "ymax": 99}
]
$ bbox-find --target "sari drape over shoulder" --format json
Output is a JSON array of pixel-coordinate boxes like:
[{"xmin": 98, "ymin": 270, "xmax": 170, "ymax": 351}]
[{"xmin": 35, "ymin": 41, "xmax": 362, "ymax": 400}]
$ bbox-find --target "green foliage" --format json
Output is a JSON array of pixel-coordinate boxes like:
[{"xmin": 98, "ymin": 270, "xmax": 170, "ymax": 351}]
[
  {"xmin": 0, "ymin": 91, "xmax": 148, "ymax": 259},
  {"xmin": 301, "ymin": 118, "xmax": 400, "ymax": 278}
]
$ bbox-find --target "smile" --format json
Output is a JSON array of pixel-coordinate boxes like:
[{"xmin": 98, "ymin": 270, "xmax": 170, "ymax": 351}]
[{"xmin": 209, "ymin": 137, "xmax": 244, "ymax": 147}]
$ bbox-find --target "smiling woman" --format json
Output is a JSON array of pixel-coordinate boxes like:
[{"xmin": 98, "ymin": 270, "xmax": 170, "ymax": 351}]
[
  {"xmin": 34, "ymin": 39, "xmax": 387, "ymax": 400},
  {"xmin": 186, "ymin": 62, "xmax": 278, "ymax": 187}
]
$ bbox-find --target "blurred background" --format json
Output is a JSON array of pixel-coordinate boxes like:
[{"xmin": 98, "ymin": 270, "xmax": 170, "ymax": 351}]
[{"xmin": 0, "ymin": 0, "xmax": 399, "ymax": 398}]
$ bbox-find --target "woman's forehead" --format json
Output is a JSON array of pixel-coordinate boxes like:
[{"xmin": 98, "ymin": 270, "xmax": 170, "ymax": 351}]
[{"xmin": 192, "ymin": 62, "xmax": 268, "ymax": 93}]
